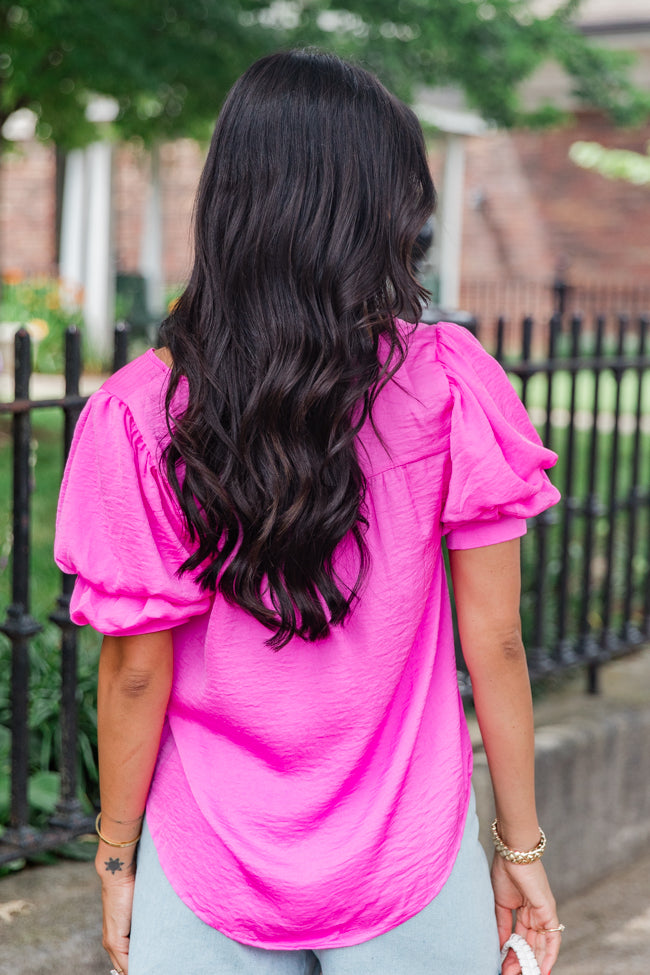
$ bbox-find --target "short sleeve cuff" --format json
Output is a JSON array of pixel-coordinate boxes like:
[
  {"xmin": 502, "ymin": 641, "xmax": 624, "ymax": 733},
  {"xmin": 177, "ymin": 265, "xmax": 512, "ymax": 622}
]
[
  {"xmin": 445, "ymin": 516, "xmax": 527, "ymax": 551},
  {"xmin": 69, "ymin": 579, "xmax": 212, "ymax": 636}
]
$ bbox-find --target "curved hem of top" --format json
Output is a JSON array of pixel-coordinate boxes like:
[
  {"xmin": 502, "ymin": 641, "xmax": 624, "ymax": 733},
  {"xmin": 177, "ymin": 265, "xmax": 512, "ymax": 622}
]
[{"xmin": 148, "ymin": 756, "xmax": 474, "ymax": 952}]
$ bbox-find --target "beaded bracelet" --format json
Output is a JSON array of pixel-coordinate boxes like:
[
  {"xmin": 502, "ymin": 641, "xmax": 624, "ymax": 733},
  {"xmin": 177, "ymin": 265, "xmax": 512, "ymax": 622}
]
[
  {"xmin": 95, "ymin": 812, "xmax": 143, "ymax": 848},
  {"xmin": 490, "ymin": 820, "xmax": 547, "ymax": 864}
]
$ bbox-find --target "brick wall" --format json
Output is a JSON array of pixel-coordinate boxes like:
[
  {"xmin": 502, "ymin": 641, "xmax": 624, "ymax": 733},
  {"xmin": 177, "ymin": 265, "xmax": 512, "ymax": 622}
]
[
  {"xmin": 454, "ymin": 112, "xmax": 650, "ymax": 324},
  {"xmin": 0, "ymin": 141, "xmax": 57, "ymax": 276},
  {"xmin": 110, "ymin": 139, "xmax": 204, "ymax": 286},
  {"xmin": 1, "ymin": 138, "xmax": 205, "ymax": 288},
  {"xmin": 159, "ymin": 140, "xmax": 204, "ymax": 284},
  {"xmin": 461, "ymin": 131, "xmax": 556, "ymax": 284},
  {"xmin": 113, "ymin": 143, "xmax": 149, "ymax": 275},
  {"xmin": 512, "ymin": 113, "xmax": 650, "ymax": 284}
]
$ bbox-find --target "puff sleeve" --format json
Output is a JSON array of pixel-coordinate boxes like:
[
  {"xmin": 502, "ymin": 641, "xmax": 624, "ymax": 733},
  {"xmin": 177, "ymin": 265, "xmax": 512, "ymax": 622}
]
[
  {"xmin": 54, "ymin": 390, "xmax": 212, "ymax": 635},
  {"xmin": 437, "ymin": 323, "xmax": 560, "ymax": 550}
]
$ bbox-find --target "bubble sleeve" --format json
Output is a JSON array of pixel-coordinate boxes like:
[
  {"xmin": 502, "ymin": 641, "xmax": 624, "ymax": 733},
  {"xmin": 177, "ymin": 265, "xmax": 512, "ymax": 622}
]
[
  {"xmin": 437, "ymin": 323, "xmax": 560, "ymax": 550},
  {"xmin": 54, "ymin": 390, "xmax": 212, "ymax": 635}
]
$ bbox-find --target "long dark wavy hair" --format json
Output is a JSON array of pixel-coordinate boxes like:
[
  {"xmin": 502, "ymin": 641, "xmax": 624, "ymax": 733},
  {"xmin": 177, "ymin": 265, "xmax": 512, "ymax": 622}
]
[{"xmin": 160, "ymin": 49, "xmax": 436, "ymax": 648}]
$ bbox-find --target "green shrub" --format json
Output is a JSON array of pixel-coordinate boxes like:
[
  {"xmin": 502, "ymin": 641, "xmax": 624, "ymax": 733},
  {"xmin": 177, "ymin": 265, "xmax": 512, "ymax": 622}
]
[{"xmin": 0, "ymin": 276, "xmax": 83, "ymax": 374}]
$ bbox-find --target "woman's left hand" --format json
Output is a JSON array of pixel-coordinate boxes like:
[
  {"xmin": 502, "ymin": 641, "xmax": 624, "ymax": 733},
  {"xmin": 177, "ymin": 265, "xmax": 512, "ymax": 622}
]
[{"xmin": 491, "ymin": 855, "xmax": 562, "ymax": 975}]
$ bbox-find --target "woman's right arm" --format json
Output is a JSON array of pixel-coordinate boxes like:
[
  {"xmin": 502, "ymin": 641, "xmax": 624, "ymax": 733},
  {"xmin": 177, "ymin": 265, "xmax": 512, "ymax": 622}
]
[
  {"xmin": 449, "ymin": 539, "xmax": 561, "ymax": 975},
  {"xmin": 96, "ymin": 629, "xmax": 174, "ymax": 975}
]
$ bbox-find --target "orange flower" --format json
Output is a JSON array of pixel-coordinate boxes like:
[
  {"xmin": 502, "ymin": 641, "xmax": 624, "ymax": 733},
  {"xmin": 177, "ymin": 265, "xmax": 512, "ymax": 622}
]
[
  {"xmin": 2, "ymin": 268, "xmax": 24, "ymax": 285},
  {"xmin": 27, "ymin": 318, "xmax": 49, "ymax": 340}
]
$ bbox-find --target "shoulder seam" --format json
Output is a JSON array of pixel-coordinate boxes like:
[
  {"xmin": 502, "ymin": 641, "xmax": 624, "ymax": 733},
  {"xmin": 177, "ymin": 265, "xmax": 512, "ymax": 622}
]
[{"xmin": 89, "ymin": 386, "xmax": 158, "ymax": 464}]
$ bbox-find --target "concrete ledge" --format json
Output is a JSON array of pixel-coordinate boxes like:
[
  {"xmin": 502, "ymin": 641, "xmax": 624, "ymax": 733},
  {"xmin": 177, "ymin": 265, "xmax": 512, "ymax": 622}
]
[{"xmin": 471, "ymin": 647, "xmax": 650, "ymax": 901}]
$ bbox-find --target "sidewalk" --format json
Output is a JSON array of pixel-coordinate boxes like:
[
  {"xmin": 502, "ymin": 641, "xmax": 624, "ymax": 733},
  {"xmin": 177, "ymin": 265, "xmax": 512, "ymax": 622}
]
[
  {"xmin": 554, "ymin": 850, "xmax": 650, "ymax": 975},
  {"xmin": 2, "ymin": 847, "xmax": 649, "ymax": 974},
  {"xmin": 0, "ymin": 856, "xmax": 103, "ymax": 974},
  {"xmin": 0, "ymin": 370, "xmax": 107, "ymax": 402},
  {"xmin": 2, "ymin": 648, "xmax": 649, "ymax": 974}
]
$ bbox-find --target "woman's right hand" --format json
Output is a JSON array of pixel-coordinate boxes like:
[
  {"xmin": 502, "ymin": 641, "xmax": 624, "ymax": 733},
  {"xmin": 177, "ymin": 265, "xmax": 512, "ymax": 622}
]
[
  {"xmin": 94, "ymin": 631, "xmax": 173, "ymax": 971},
  {"xmin": 96, "ymin": 842, "xmax": 137, "ymax": 975},
  {"xmin": 491, "ymin": 855, "xmax": 562, "ymax": 975}
]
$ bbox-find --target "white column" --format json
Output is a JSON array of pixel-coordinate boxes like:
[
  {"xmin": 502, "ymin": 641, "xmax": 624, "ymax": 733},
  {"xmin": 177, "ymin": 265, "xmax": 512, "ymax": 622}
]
[
  {"xmin": 59, "ymin": 149, "xmax": 87, "ymax": 309},
  {"xmin": 139, "ymin": 144, "xmax": 165, "ymax": 320},
  {"xmin": 83, "ymin": 141, "xmax": 115, "ymax": 362},
  {"xmin": 438, "ymin": 134, "xmax": 466, "ymax": 311}
]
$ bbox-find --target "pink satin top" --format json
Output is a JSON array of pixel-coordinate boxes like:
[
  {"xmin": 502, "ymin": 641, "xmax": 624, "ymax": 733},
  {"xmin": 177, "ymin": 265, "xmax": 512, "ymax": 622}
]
[{"xmin": 55, "ymin": 322, "xmax": 559, "ymax": 948}]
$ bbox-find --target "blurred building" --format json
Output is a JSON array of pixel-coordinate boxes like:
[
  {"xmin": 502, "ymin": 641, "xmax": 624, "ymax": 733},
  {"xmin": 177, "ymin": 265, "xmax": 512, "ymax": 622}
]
[
  {"xmin": 0, "ymin": 139, "xmax": 202, "ymax": 289},
  {"xmin": 431, "ymin": 0, "xmax": 650, "ymax": 324},
  {"xmin": 1, "ymin": 0, "xmax": 649, "ymax": 330}
]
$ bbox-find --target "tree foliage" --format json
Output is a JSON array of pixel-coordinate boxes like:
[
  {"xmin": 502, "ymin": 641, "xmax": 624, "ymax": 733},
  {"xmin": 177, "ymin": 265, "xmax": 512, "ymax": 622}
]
[
  {"xmin": 284, "ymin": 0, "xmax": 650, "ymax": 127},
  {"xmin": 1, "ymin": 0, "xmax": 648, "ymax": 148},
  {"xmin": 0, "ymin": 0, "xmax": 276, "ymax": 146}
]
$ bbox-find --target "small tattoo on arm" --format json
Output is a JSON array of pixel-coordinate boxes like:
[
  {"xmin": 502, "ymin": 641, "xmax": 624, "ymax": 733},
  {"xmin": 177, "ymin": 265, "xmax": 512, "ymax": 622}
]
[{"xmin": 105, "ymin": 857, "xmax": 124, "ymax": 874}]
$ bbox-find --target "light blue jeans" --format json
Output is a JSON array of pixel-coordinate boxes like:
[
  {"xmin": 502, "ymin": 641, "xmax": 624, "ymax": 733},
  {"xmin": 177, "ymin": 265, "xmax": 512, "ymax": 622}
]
[{"xmin": 129, "ymin": 788, "xmax": 500, "ymax": 975}]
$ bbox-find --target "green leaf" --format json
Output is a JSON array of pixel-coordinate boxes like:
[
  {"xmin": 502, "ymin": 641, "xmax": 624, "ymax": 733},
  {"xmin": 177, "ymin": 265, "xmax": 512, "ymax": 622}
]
[
  {"xmin": 0, "ymin": 858, "xmax": 27, "ymax": 877},
  {"xmin": 27, "ymin": 771, "xmax": 60, "ymax": 813},
  {"xmin": 56, "ymin": 838, "xmax": 98, "ymax": 861}
]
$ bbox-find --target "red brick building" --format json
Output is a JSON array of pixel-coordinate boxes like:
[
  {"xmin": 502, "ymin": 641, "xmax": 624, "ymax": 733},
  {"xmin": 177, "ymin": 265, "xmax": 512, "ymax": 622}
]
[
  {"xmin": 0, "ymin": 138, "xmax": 205, "ymax": 288},
  {"xmin": 2, "ymin": 1, "xmax": 649, "ymax": 327},
  {"xmin": 452, "ymin": 114, "xmax": 650, "ymax": 323}
]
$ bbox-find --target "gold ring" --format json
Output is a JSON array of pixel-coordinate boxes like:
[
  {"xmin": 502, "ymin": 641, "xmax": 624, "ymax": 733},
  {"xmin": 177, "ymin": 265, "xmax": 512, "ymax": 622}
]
[{"xmin": 536, "ymin": 923, "xmax": 565, "ymax": 933}]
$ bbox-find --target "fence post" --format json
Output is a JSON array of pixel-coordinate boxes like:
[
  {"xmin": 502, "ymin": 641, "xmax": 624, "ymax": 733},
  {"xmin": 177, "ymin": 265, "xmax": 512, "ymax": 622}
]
[
  {"xmin": 556, "ymin": 315, "xmax": 581, "ymax": 665},
  {"xmin": 553, "ymin": 274, "xmax": 570, "ymax": 318},
  {"xmin": 49, "ymin": 327, "xmax": 87, "ymax": 829},
  {"xmin": 113, "ymin": 320, "xmax": 130, "ymax": 373},
  {"xmin": 495, "ymin": 317, "xmax": 505, "ymax": 363},
  {"xmin": 622, "ymin": 315, "xmax": 647, "ymax": 646},
  {"xmin": 0, "ymin": 330, "xmax": 42, "ymax": 841},
  {"xmin": 529, "ymin": 314, "xmax": 560, "ymax": 674},
  {"xmin": 595, "ymin": 315, "xmax": 628, "ymax": 693},
  {"xmin": 578, "ymin": 315, "xmax": 605, "ymax": 684}
]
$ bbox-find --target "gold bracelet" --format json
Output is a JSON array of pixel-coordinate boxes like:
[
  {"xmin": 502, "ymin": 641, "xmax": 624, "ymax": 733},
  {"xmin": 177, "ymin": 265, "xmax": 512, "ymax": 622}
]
[
  {"xmin": 490, "ymin": 820, "xmax": 547, "ymax": 864},
  {"xmin": 95, "ymin": 812, "xmax": 142, "ymax": 848}
]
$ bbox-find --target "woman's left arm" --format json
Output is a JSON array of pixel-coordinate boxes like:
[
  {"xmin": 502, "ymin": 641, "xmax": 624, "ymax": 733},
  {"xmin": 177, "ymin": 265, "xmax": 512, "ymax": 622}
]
[
  {"xmin": 95, "ymin": 629, "xmax": 174, "ymax": 975},
  {"xmin": 449, "ymin": 540, "xmax": 561, "ymax": 975}
]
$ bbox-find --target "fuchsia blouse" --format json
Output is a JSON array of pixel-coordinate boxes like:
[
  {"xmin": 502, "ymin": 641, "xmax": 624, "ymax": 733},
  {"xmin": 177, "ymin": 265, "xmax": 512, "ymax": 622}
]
[{"xmin": 55, "ymin": 322, "xmax": 559, "ymax": 949}]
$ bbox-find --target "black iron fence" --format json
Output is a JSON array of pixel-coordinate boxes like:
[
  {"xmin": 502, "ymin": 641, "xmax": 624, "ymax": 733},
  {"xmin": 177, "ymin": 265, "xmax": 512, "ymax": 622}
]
[
  {"xmin": 1, "ymin": 312, "xmax": 649, "ymax": 863},
  {"xmin": 0, "ymin": 325, "xmax": 128, "ymax": 865},
  {"xmin": 469, "ymin": 312, "xmax": 650, "ymax": 695}
]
